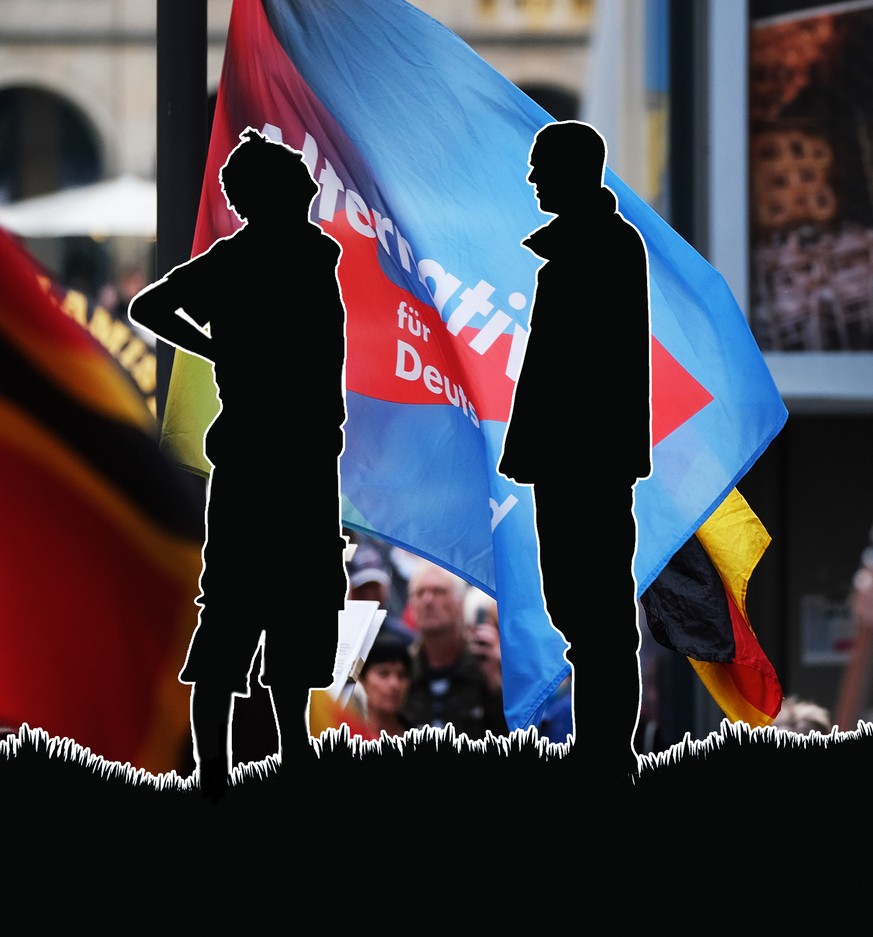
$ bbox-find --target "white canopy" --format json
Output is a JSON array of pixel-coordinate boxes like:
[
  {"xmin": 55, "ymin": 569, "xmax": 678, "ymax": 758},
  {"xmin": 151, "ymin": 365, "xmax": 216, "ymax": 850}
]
[{"xmin": 0, "ymin": 174, "xmax": 156, "ymax": 238}]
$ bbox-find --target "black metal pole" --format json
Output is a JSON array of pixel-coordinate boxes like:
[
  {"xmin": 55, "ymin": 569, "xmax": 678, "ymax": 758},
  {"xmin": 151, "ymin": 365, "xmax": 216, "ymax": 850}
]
[
  {"xmin": 155, "ymin": 0, "xmax": 208, "ymax": 424},
  {"xmin": 662, "ymin": 0, "xmax": 716, "ymax": 745},
  {"xmin": 668, "ymin": 0, "xmax": 699, "ymax": 247}
]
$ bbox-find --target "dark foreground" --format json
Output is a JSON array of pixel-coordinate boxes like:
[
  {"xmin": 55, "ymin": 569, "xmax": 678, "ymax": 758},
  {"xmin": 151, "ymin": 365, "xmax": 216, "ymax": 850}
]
[
  {"xmin": 7, "ymin": 721, "xmax": 873, "ymax": 911},
  {"xmin": 4, "ymin": 720, "xmax": 871, "ymax": 825}
]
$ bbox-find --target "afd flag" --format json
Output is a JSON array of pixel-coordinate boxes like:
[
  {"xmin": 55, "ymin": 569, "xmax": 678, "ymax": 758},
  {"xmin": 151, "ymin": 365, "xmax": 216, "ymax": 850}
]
[{"xmin": 163, "ymin": 0, "xmax": 787, "ymax": 732}]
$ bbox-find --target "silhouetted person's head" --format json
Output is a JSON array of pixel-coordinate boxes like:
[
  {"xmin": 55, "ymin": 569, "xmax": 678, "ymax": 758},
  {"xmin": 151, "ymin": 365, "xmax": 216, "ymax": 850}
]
[
  {"xmin": 220, "ymin": 127, "xmax": 318, "ymax": 224},
  {"xmin": 527, "ymin": 120, "xmax": 607, "ymax": 215}
]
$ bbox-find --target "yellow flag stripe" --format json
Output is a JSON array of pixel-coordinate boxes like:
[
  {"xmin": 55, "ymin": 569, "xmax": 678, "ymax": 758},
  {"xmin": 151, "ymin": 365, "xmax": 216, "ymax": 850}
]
[{"xmin": 695, "ymin": 487, "xmax": 770, "ymax": 619}]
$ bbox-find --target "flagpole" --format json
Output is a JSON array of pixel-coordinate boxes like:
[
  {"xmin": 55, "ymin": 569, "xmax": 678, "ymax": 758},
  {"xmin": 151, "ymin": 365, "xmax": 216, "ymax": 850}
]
[
  {"xmin": 668, "ymin": 0, "xmax": 704, "ymax": 250},
  {"xmin": 155, "ymin": 0, "xmax": 208, "ymax": 423}
]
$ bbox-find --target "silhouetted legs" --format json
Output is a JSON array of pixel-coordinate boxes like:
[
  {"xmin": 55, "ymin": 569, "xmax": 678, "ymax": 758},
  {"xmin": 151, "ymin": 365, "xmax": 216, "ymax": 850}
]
[
  {"xmin": 191, "ymin": 683, "xmax": 234, "ymax": 802},
  {"xmin": 188, "ymin": 521, "xmax": 346, "ymax": 800},
  {"xmin": 534, "ymin": 477, "xmax": 640, "ymax": 784}
]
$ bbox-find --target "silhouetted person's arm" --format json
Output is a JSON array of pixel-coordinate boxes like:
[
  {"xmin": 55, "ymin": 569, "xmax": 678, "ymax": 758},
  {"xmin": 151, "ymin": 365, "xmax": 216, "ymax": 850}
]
[{"xmin": 128, "ymin": 270, "xmax": 215, "ymax": 363}]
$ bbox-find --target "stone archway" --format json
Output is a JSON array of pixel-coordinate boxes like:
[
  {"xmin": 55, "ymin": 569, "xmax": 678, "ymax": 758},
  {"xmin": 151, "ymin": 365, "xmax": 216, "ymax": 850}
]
[
  {"xmin": 0, "ymin": 84, "xmax": 107, "ymax": 294},
  {"xmin": 0, "ymin": 84, "xmax": 102, "ymax": 203}
]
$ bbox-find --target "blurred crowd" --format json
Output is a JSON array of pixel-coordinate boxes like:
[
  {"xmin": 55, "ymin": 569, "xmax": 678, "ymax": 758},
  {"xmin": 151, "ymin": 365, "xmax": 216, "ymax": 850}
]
[
  {"xmin": 317, "ymin": 530, "xmax": 852, "ymax": 753},
  {"xmin": 312, "ymin": 529, "xmax": 672, "ymax": 754}
]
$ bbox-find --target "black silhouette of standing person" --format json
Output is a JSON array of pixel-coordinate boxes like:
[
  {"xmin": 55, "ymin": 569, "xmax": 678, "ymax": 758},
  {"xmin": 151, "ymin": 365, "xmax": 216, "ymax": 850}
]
[
  {"xmin": 498, "ymin": 120, "xmax": 651, "ymax": 786},
  {"xmin": 128, "ymin": 127, "xmax": 347, "ymax": 800}
]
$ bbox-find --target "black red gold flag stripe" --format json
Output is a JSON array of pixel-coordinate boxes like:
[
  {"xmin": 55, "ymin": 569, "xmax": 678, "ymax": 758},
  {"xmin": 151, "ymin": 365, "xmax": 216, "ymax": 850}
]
[
  {"xmin": 641, "ymin": 488, "xmax": 783, "ymax": 727},
  {"xmin": 0, "ymin": 228, "xmax": 205, "ymax": 772}
]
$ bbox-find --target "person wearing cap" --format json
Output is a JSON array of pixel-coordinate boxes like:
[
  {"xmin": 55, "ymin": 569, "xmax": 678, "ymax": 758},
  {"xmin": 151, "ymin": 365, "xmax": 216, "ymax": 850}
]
[{"xmin": 347, "ymin": 544, "xmax": 416, "ymax": 646}]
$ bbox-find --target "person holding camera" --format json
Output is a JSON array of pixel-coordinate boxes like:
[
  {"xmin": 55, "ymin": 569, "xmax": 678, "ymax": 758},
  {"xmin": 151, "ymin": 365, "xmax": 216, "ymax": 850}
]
[{"xmin": 402, "ymin": 559, "xmax": 507, "ymax": 740}]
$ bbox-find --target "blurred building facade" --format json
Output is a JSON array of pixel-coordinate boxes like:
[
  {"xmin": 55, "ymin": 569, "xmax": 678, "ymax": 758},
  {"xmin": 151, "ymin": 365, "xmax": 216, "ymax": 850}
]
[
  {"xmin": 2, "ymin": 0, "xmax": 873, "ymax": 740},
  {"xmin": 0, "ymin": 0, "xmax": 591, "ymax": 286},
  {"xmin": 0, "ymin": 0, "xmax": 232, "ymax": 284}
]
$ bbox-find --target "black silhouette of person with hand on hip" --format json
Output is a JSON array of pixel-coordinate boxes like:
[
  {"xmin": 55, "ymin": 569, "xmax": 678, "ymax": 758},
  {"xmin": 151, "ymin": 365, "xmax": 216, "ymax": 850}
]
[
  {"xmin": 498, "ymin": 120, "xmax": 651, "ymax": 786},
  {"xmin": 129, "ymin": 127, "xmax": 347, "ymax": 801}
]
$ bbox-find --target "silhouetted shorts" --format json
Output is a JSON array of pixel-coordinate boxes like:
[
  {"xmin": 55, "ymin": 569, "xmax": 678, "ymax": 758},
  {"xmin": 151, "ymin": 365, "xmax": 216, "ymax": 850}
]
[
  {"xmin": 178, "ymin": 620, "xmax": 265, "ymax": 696},
  {"xmin": 177, "ymin": 461, "xmax": 283, "ymax": 695},
  {"xmin": 177, "ymin": 458, "xmax": 344, "ymax": 696}
]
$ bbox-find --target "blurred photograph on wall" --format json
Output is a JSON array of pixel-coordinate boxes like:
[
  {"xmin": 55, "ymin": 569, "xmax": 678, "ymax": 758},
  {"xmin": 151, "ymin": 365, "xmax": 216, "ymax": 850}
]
[{"xmin": 749, "ymin": 0, "xmax": 873, "ymax": 351}]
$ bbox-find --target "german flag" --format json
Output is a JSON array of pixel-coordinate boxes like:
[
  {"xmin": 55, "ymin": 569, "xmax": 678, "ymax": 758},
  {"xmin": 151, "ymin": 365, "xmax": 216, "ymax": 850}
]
[
  {"xmin": 0, "ymin": 228, "xmax": 204, "ymax": 773},
  {"xmin": 641, "ymin": 488, "xmax": 783, "ymax": 727}
]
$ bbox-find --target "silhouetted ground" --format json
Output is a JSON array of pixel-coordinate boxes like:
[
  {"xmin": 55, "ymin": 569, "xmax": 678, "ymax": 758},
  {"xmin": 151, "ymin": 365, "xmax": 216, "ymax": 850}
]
[
  {"xmin": 13, "ymin": 721, "xmax": 869, "ymax": 905},
  {"xmin": 6, "ymin": 720, "xmax": 873, "ymax": 832}
]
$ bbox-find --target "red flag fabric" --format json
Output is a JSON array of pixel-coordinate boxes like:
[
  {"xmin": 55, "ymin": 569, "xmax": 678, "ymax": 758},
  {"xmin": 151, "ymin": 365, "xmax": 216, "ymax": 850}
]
[{"xmin": 0, "ymin": 229, "xmax": 204, "ymax": 772}]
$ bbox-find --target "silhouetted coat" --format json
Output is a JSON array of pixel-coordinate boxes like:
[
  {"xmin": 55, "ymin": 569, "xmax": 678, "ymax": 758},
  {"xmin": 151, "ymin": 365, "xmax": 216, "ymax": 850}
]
[
  {"xmin": 499, "ymin": 187, "xmax": 651, "ymax": 487},
  {"xmin": 498, "ymin": 181, "xmax": 650, "ymax": 781}
]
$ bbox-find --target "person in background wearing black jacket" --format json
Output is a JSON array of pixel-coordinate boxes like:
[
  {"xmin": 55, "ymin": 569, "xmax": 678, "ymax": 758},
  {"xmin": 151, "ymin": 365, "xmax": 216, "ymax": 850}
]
[{"xmin": 403, "ymin": 559, "xmax": 507, "ymax": 740}]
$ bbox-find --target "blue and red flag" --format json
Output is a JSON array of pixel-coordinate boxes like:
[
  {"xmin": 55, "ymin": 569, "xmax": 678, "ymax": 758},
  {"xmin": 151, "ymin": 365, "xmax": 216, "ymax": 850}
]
[{"xmin": 162, "ymin": 0, "xmax": 787, "ymax": 732}]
